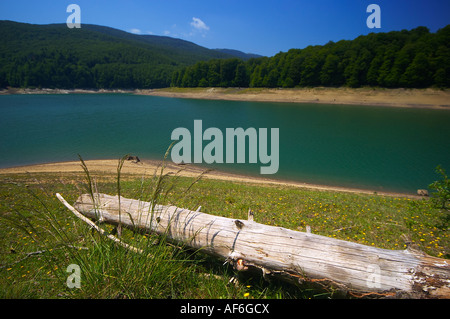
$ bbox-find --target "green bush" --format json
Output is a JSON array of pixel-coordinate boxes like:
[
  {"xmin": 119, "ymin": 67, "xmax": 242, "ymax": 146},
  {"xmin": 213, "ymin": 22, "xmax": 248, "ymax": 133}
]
[{"xmin": 429, "ymin": 165, "xmax": 450, "ymax": 209}]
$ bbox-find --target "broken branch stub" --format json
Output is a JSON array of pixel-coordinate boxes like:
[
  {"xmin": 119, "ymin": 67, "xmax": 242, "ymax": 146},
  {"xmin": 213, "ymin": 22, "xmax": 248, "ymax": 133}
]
[{"xmin": 71, "ymin": 193, "xmax": 450, "ymax": 298}]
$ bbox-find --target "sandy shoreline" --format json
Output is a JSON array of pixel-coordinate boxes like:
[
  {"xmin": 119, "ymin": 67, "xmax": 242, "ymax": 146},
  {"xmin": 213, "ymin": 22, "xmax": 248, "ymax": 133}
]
[
  {"xmin": 1, "ymin": 87, "xmax": 449, "ymax": 109},
  {"xmin": 137, "ymin": 87, "xmax": 450, "ymax": 109},
  {"xmin": 0, "ymin": 159, "xmax": 421, "ymax": 199},
  {"xmin": 0, "ymin": 88, "xmax": 135, "ymax": 95}
]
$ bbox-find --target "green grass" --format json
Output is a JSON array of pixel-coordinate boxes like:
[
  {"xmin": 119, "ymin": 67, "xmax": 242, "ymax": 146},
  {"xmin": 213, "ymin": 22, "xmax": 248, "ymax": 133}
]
[{"xmin": 0, "ymin": 167, "xmax": 448, "ymax": 299}]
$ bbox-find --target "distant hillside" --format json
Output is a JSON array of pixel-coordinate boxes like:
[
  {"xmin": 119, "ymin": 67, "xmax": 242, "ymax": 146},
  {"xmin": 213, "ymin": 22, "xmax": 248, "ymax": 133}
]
[
  {"xmin": 81, "ymin": 24, "xmax": 234, "ymax": 63},
  {"xmin": 213, "ymin": 49, "xmax": 263, "ymax": 60},
  {"xmin": 2, "ymin": 21, "xmax": 449, "ymax": 90},
  {"xmin": 173, "ymin": 25, "xmax": 450, "ymax": 89},
  {"xmin": 0, "ymin": 21, "xmax": 236, "ymax": 89}
]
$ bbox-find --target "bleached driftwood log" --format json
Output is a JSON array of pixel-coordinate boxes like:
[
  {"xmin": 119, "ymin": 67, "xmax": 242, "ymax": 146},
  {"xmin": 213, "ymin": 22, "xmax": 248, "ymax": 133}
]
[{"xmin": 70, "ymin": 193, "xmax": 450, "ymax": 298}]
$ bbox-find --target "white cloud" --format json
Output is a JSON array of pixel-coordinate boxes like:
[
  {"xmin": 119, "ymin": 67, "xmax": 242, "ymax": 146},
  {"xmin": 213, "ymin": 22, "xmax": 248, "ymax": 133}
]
[
  {"xmin": 190, "ymin": 17, "xmax": 209, "ymax": 31},
  {"xmin": 163, "ymin": 30, "xmax": 171, "ymax": 36},
  {"xmin": 129, "ymin": 29, "xmax": 154, "ymax": 35},
  {"xmin": 130, "ymin": 28, "xmax": 142, "ymax": 34}
]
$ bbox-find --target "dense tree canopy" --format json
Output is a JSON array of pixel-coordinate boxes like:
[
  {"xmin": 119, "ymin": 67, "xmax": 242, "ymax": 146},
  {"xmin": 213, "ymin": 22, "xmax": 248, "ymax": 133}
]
[
  {"xmin": 172, "ymin": 26, "xmax": 450, "ymax": 89},
  {"xmin": 0, "ymin": 21, "xmax": 234, "ymax": 89},
  {"xmin": 1, "ymin": 21, "xmax": 448, "ymax": 90}
]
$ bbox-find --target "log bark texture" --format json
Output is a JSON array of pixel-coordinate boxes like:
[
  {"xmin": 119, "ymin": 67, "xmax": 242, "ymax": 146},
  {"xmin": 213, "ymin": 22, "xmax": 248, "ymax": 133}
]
[{"xmin": 72, "ymin": 193, "xmax": 450, "ymax": 298}]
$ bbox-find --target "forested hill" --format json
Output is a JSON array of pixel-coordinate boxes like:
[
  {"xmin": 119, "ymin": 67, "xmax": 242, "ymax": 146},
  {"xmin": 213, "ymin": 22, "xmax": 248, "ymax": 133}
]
[
  {"xmin": 213, "ymin": 49, "xmax": 263, "ymax": 61},
  {"xmin": 173, "ymin": 25, "xmax": 450, "ymax": 89},
  {"xmin": 0, "ymin": 20, "xmax": 239, "ymax": 89},
  {"xmin": 1, "ymin": 21, "xmax": 449, "ymax": 90}
]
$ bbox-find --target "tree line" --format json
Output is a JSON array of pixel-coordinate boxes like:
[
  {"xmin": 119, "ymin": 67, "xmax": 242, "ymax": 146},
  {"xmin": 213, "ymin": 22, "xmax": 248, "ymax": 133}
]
[
  {"xmin": 1, "ymin": 22, "xmax": 449, "ymax": 90},
  {"xmin": 0, "ymin": 21, "xmax": 231, "ymax": 89},
  {"xmin": 172, "ymin": 26, "xmax": 450, "ymax": 89},
  {"xmin": 1, "ymin": 50, "xmax": 175, "ymax": 89}
]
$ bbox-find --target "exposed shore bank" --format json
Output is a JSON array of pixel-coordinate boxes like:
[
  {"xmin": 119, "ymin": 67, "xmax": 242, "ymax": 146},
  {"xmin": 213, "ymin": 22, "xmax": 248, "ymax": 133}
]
[
  {"xmin": 0, "ymin": 159, "xmax": 422, "ymax": 199},
  {"xmin": 0, "ymin": 88, "xmax": 135, "ymax": 95},
  {"xmin": 137, "ymin": 87, "xmax": 450, "ymax": 109},
  {"xmin": 1, "ymin": 87, "xmax": 449, "ymax": 109}
]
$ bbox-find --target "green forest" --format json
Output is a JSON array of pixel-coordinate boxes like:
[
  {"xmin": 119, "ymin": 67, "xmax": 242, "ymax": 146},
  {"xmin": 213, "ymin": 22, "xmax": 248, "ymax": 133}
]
[
  {"xmin": 0, "ymin": 21, "xmax": 234, "ymax": 89},
  {"xmin": 1, "ymin": 21, "xmax": 449, "ymax": 89},
  {"xmin": 172, "ymin": 25, "xmax": 450, "ymax": 89}
]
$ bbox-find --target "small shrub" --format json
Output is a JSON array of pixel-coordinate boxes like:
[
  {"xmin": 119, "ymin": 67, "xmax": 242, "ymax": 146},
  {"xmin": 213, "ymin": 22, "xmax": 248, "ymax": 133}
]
[{"xmin": 428, "ymin": 165, "xmax": 450, "ymax": 209}]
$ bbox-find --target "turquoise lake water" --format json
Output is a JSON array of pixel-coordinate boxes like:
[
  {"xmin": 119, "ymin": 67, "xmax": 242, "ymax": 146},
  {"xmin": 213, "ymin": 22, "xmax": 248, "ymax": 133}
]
[{"xmin": 0, "ymin": 94, "xmax": 449, "ymax": 194}]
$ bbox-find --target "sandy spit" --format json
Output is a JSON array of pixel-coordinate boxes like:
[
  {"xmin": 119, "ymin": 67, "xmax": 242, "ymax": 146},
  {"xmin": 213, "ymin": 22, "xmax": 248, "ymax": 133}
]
[
  {"xmin": 136, "ymin": 87, "xmax": 450, "ymax": 109},
  {"xmin": 0, "ymin": 159, "xmax": 421, "ymax": 199}
]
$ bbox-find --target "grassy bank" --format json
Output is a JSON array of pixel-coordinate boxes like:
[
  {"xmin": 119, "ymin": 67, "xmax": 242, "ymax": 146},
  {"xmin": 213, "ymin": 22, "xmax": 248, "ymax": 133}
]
[{"xmin": 0, "ymin": 167, "xmax": 448, "ymax": 299}]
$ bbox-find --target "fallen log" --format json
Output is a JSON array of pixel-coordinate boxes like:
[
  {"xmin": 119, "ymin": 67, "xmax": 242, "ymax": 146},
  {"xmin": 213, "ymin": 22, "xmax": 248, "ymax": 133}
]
[{"xmin": 69, "ymin": 193, "xmax": 450, "ymax": 298}]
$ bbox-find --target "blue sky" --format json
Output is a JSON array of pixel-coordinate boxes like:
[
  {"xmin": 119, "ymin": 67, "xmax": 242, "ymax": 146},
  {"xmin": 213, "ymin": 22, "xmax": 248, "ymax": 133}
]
[{"xmin": 0, "ymin": 0, "xmax": 449, "ymax": 56}]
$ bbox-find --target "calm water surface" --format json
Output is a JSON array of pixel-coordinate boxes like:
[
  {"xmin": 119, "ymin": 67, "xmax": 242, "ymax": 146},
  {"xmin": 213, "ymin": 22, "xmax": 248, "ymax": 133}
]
[{"xmin": 0, "ymin": 94, "xmax": 449, "ymax": 194}]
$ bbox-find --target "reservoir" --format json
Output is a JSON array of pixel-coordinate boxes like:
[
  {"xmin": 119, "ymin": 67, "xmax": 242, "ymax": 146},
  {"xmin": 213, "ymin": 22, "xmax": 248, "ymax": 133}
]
[{"xmin": 0, "ymin": 93, "xmax": 449, "ymax": 194}]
